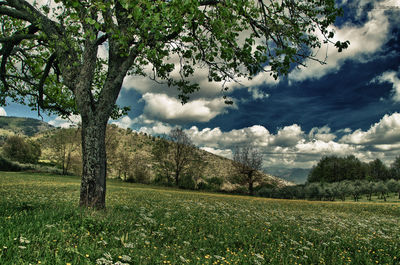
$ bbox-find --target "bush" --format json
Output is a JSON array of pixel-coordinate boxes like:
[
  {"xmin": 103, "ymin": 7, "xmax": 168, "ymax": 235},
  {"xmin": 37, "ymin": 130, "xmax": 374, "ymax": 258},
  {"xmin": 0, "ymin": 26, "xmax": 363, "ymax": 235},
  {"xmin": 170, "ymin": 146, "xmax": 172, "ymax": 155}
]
[
  {"xmin": 179, "ymin": 173, "xmax": 196, "ymax": 190},
  {"xmin": 133, "ymin": 165, "xmax": 150, "ymax": 184},
  {"xmin": 199, "ymin": 177, "xmax": 223, "ymax": 191},
  {"xmin": 0, "ymin": 155, "xmax": 24, "ymax": 171},
  {"xmin": 2, "ymin": 136, "xmax": 41, "ymax": 164}
]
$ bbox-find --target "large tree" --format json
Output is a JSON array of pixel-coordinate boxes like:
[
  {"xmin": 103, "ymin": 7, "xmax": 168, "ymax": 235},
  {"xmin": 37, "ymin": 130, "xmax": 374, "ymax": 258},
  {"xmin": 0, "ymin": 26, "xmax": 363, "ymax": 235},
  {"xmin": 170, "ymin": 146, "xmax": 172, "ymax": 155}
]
[{"xmin": 0, "ymin": 0, "xmax": 347, "ymax": 208}]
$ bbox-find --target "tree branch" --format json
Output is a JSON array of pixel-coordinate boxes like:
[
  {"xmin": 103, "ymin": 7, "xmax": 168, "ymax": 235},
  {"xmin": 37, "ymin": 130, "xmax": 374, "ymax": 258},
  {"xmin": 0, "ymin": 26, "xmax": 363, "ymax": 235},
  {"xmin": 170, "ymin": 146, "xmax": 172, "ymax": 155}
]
[
  {"xmin": 0, "ymin": 6, "xmax": 32, "ymax": 21},
  {"xmin": 0, "ymin": 33, "xmax": 37, "ymax": 43},
  {"xmin": 37, "ymin": 53, "xmax": 56, "ymax": 109}
]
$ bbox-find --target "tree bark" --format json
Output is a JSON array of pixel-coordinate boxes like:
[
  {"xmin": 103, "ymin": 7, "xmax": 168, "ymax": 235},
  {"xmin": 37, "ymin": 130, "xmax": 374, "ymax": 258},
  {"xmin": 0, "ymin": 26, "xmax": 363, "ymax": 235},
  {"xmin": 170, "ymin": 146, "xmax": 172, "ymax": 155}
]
[
  {"xmin": 79, "ymin": 117, "xmax": 108, "ymax": 209},
  {"xmin": 248, "ymin": 177, "xmax": 254, "ymax": 196},
  {"xmin": 175, "ymin": 171, "xmax": 180, "ymax": 186}
]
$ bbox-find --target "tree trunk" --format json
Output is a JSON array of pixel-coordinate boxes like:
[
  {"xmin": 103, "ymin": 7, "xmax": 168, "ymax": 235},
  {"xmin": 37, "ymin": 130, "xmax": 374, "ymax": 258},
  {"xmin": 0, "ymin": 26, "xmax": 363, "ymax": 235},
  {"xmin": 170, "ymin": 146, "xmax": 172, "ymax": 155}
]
[
  {"xmin": 175, "ymin": 171, "xmax": 179, "ymax": 186},
  {"xmin": 79, "ymin": 118, "xmax": 108, "ymax": 209},
  {"xmin": 248, "ymin": 179, "xmax": 254, "ymax": 196}
]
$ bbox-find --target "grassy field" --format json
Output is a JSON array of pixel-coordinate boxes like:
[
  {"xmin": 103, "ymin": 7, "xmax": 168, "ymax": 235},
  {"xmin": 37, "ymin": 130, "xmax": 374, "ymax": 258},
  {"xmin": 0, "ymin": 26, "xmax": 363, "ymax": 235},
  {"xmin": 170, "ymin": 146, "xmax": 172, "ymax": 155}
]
[{"xmin": 0, "ymin": 172, "xmax": 399, "ymax": 265}]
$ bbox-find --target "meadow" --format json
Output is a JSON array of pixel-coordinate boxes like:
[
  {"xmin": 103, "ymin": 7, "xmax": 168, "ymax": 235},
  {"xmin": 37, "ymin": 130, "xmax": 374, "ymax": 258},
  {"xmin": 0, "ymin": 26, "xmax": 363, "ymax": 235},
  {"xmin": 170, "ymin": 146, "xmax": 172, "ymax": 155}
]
[{"xmin": 0, "ymin": 172, "xmax": 399, "ymax": 265}]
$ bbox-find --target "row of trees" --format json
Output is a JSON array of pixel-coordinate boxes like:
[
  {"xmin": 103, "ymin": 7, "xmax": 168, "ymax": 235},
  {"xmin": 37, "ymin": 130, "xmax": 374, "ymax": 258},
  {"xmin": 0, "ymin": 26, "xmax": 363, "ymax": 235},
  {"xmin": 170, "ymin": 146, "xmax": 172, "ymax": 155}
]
[
  {"xmin": 257, "ymin": 179, "xmax": 400, "ymax": 202},
  {"xmin": 308, "ymin": 155, "xmax": 400, "ymax": 183}
]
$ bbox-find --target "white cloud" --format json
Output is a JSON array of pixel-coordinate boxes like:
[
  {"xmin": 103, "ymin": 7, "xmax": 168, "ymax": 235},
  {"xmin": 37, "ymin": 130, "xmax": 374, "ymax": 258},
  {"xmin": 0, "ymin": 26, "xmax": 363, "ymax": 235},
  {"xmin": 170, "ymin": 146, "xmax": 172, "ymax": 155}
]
[
  {"xmin": 111, "ymin": 116, "xmax": 134, "ymax": 129},
  {"xmin": 186, "ymin": 125, "xmax": 271, "ymax": 149},
  {"xmin": 247, "ymin": 87, "xmax": 270, "ymax": 100},
  {"xmin": 48, "ymin": 115, "xmax": 81, "ymax": 128},
  {"xmin": 295, "ymin": 140, "xmax": 356, "ymax": 156},
  {"xmin": 289, "ymin": 0, "xmax": 390, "ymax": 83},
  {"xmin": 139, "ymin": 122, "xmax": 173, "ymax": 135},
  {"xmin": 200, "ymin": 147, "xmax": 233, "ymax": 159},
  {"xmin": 0, "ymin": 107, "xmax": 7, "ymax": 116},
  {"xmin": 270, "ymin": 125, "xmax": 304, "ymax": 147},
  {"xmin": 372, "ymin": 68, "xmax": 400, "ymax": 102},
  {"xmin": 339, "ymin": 112, "xmax": 400, "ymax": 146},
  {"xmin": 308, "ymin": 126, "xmax": 337, "ymax": 142},
  {"xmin": 185, "ymin": 113, "xmax": 400, "ymax": 169},
  {"xmin": 141, "ymin": 93, "xmax": 236, "ymax": 123}
]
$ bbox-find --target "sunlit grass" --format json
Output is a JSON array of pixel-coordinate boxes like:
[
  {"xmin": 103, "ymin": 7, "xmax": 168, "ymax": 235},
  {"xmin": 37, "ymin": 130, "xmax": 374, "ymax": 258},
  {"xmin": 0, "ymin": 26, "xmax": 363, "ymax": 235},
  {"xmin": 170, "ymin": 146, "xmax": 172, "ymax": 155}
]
[{"xmin": 0, "ymin": 172, "xmax": 399, "ymax": 264}]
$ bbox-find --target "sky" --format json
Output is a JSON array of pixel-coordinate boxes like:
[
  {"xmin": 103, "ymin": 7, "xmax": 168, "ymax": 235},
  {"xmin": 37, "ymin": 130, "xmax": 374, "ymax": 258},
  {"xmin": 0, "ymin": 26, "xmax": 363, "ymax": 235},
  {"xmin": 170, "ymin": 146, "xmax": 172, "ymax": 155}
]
[{"xmin": 1, "ymin": 0, "xmax": 400, "ymax": 174}]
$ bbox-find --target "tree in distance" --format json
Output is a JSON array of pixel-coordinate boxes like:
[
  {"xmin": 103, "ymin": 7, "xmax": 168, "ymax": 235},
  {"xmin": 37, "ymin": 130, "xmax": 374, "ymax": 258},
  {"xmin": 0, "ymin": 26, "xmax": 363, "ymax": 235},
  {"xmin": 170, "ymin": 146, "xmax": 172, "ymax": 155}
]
[
  {"xmin": 0, "ymin": 0, "xmax": 348, "ymax": 208},
  {"xmin": 231, "ymin": 146, "xmax": 263, "ymax": 195},
  {"xmin": 152, "ymin": 138, "xmax": 174, "ymax": 185},
  {"xmin": 169, "ymin": 128, "xmax": 196, "ymax": 186},
  {"xmin": 46, "ymin": 128, "xmax": 81, "ymax": 175},
  {"xmin": 152, "ymin": 128, "xmax": 200, "ymax": 187},
  {"xmin": 2, "ymin": 135, "xmax": 41, "ymax": 164}
]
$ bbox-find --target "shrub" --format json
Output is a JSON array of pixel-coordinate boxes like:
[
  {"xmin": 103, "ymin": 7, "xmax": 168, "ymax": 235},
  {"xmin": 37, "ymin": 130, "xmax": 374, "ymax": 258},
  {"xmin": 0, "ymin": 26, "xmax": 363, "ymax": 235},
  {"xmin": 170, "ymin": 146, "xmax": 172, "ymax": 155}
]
[
  {"xmin": 179, "ymin": 173, "xmax": 196, "ymax": 190},
  {"xmin": 203, "ymin": 177, "xmax": 223, "ymax": 191},
  {"xmin": 0, "ymin": 155, "xmax": 24, "ymax": 171},
  {"xmin": 2, "ymin": 136, "xmax": 41, "ymax": 164}
]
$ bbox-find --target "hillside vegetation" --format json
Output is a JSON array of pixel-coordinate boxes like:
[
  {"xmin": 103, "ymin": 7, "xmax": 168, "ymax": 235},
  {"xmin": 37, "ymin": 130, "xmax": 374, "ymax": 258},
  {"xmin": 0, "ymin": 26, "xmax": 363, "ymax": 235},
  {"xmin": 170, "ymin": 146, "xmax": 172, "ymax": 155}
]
[
  {"xmin": 0, "ymin": 117, "xmax": 291, "ymax": 192},
  {"xmin": 0, "ymin": 116, "xmax": 53, "ymax": 137},
  {"xmin": 0, "ymin": 172, "xmax": 399, "ymax": 265},
  {"xmin": 36, "ymin": 125, "xmax": 290, "ymax": 191}
]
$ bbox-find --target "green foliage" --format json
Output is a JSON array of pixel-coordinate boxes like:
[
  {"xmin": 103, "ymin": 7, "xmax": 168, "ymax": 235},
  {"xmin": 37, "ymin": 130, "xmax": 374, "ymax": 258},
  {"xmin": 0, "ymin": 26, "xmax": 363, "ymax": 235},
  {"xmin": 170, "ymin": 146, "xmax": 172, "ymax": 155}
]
[
  {"xmin": 390, "ymin": 156, "xmax": 400, "ymax": 180},
  {"xmin": 262, "ymin": 179, "xmax": 400, "ymax": 202},
  {"xmin": 205, "ymin": 176, "xmax": 224, "ymax": 191},
  {"xmin": 178, "ymin": 173, "xmax": 196, "ymax": 190},
  {"xmin": 2, "ymin": 135, "xmax": 41, "ymax": 164},
  {"xmin": 368, "ymin": 159, "xmax": 390, "ymax": 181},
  {"xmin": 307, "ymin": 155, "xmax": 394, "ymax": 183},
  {"xmin": 0, "ymin": 155, "xmax": 24, "ymax": 171}
]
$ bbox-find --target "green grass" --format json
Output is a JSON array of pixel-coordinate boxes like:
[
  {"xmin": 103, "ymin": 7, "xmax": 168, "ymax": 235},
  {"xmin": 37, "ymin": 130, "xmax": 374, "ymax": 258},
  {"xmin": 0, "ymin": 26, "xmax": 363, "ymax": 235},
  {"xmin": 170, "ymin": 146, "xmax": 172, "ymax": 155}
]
[{"xmin": 0, "ymin": 172, "xmax": 399, "ymax": 265}]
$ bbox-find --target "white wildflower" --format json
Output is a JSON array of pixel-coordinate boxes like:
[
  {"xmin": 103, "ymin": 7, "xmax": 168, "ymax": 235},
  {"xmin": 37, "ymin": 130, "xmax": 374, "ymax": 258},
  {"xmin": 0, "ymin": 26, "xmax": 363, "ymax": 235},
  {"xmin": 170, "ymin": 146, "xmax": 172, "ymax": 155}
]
[
  {"xmin": 123, "ymin": 242, "xmax": 134, "ymax": 248},
  {"xmin": 104, "ymin": 252, "xmax": 113, "ymax": 260},
  {"xmin": 179, "ymin": 256, "xmax": 189, "ymax": 263},
  {"xmin": 120, "ymin": 255, "xmax": 131, "ymax": 262},
  {"xmin": 114, "ymin": 262, "xmax": 129, "ymax": 265},
  {"xmin": 95, "ymin": 257, "xmax": 113, "ymax": 265}
]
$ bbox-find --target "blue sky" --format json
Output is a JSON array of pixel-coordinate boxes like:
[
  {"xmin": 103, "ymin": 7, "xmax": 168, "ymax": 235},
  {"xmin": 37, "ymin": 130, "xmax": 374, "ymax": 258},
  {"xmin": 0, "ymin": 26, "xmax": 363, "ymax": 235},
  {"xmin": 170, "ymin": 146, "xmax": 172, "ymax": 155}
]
[{"xmin": 1, "ymin": 0, "xmax": 400, "ymax": 173}]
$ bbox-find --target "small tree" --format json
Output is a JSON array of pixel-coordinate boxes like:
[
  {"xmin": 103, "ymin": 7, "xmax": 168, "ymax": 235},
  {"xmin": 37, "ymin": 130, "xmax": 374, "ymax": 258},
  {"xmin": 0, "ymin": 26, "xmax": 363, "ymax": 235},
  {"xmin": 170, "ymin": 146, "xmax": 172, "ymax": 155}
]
[
  {"xmin": 2, "ymin": 135, "xmax": 41, "ymax": 164},
  {"xmin": 231, "ymin": 146, "xmax": 263, "ymax": 195},
  {"xmin": 169, "ymin": 128, "xmax": 196, "ymax": 186},
  {"xmin": 47, "ymin": 128, "xmax": 80, "ymax": 175},
  {"xmin": 152, "ymin": 138, "xmax": 174, "ymax": 185}
]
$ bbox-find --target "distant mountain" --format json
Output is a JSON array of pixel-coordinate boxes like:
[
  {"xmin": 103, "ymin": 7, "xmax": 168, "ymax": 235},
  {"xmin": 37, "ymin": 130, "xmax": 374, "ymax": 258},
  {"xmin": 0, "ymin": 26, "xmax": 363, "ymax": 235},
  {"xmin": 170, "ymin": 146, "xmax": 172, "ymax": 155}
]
[
  {"xmin": 265, "ymin": 167, "xmax": 310, "ymax": 184},
  {"xmin": 0, "ymin": 116, "xmax": 54, "ymax": 137}
]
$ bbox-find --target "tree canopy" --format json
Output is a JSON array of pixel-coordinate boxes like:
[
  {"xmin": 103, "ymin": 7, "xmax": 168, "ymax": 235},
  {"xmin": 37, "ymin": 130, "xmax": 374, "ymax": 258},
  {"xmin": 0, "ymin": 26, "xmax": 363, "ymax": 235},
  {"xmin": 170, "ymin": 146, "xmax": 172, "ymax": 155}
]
[
  {"xmin": 0, "ymin": 0, "xmax": 348, "ymax": 208},
  {"xmin": 307, "ymin": 155, "xmax": 396, "ymax": 183}
]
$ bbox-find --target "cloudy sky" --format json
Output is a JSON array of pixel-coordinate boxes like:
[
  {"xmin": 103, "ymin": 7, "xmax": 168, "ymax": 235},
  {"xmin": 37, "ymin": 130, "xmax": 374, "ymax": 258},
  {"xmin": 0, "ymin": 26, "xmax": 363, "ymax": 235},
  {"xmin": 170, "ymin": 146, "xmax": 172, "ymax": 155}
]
[{"xmin": 1, "ymin": 0, "xmax": 400, "ymax": 175}]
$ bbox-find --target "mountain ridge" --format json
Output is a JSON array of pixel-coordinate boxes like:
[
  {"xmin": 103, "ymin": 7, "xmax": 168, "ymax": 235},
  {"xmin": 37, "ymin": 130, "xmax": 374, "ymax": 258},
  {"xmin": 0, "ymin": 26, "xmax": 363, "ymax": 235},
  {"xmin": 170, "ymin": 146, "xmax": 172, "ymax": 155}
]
[{"xmin": 0, "ymin": 116, "xmax": 54, "ymax": 137}]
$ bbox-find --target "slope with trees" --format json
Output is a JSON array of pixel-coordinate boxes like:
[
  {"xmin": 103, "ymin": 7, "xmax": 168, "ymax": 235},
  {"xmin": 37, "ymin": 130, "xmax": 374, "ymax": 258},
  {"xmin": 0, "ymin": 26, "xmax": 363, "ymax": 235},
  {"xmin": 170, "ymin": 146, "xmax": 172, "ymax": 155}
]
[{"xmin": 1, "ymin": 0, "xmax": 347, "ymax": 208}]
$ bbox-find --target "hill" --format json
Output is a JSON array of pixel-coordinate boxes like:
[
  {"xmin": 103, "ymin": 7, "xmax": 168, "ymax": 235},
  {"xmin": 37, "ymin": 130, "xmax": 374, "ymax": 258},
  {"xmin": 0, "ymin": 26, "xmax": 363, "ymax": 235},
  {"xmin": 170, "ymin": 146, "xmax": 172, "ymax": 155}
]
[
  {"xmin": 0, "ymin": 116, "xmax": 54, "ymax": 137},
  {"xmin": 36, "ymin": 125, "xmax": 292, "ymax": 190}
]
